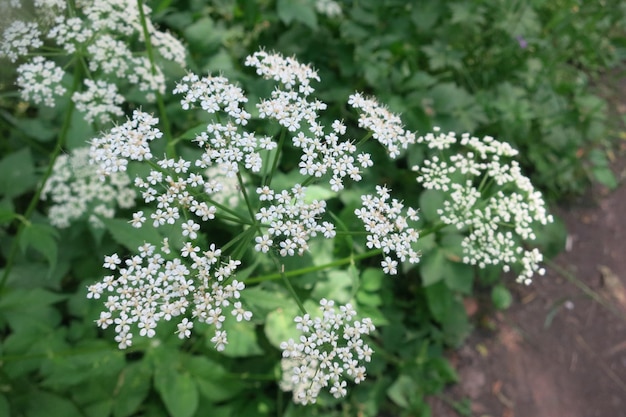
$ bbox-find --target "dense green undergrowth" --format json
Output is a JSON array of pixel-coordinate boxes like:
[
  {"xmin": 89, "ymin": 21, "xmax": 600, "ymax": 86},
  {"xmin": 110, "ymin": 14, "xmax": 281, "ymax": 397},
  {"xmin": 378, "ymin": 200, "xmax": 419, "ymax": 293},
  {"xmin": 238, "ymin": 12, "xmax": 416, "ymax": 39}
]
[{"xmin": 0, "ymin": 1, "xmax": 624, "ymax": 417}]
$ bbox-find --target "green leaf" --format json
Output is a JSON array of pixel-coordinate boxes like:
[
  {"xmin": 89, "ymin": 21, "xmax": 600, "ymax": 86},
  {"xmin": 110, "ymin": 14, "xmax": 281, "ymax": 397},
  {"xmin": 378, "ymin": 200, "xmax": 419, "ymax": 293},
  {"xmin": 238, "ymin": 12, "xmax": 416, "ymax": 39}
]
[
  {"xmin": 387, "ymin": 374, "xmax": 417, "ymax": 409},
  {"xmin": 424, "ymin": 281, "xmax": 452, "ymax": 322},
  {"xmin": 491, "ymin": 284, "xmax": 513, "ymax": 310},
  {"xmin": 443, "ymin": 261, "xmax": 474, "ymax": 294},
  {"xmin": 0, "ymin": 394, "xmax": 9, "ymax": 417},
  {"xmin": 361, "ymin": 268, "xmax": 384, "ymax": 292},
  {"xmin": 184, "ymin": 17, "xmax": 221, "ymax": 51},
  {"xmin": 0, "ymin": 148, "xmax": 37, "ymax": 198},
  {"xmin": 264, "ymin": 303, "xmax": 311, "ymax": 348},
  {"xmin": 220, "ymin": 319, "xmax": 264, "ymax": 357},
  {"xmin": 303, "ymin": 185, "xmax": 335, "ymax": 203},
  {"xmin": 592, "ymin": 166, "xmax": 618, "ymax": 189},
  {"xmin": 154, "ymin": 368, "xmax": 199, "ymax": 417},
  {"xmin": 100, "ymin": 217, "xmax": 162, "ymax": 252},
  {"xmin": 20, "ymin": 222, "xmax": 59, "ymax": 272},
  {"xmin": 419, "ymin": 189, "xmax": 445, "ymax": 223},
  {"xmin": 186, "ymin": 356, "xmax": 244, "ymax": 403},
  {"xmin": 0, "ymin": 287, "xmax": 65, "ymax": 315},
  {"xmin": 112, "ymin": 361, "xmax": 152, "ymax": 417},
  {"xmin": 25, "ymin": 391, "xmax": 81, "ymax": 417},
  {"xmin": 311, "ymin": 269, "xmax": 352, "ymax": 303},
  {"xmin": 241, "ymin": 285, "xmax": 289, "ymax": 313},
  {"xmin": 0, "ymin": 207, "xmax": 17, "ymax": 225},
  {"xmin": 420, "ymin": 248, "xmax": 446, "ymax": 286},
  {"xmin": 276, "ymin": 0, "xmax": 317, "ymax": 30},
  {"xmin": 356, "ymin": 290, "xmax": 382, "ymax": 307}
]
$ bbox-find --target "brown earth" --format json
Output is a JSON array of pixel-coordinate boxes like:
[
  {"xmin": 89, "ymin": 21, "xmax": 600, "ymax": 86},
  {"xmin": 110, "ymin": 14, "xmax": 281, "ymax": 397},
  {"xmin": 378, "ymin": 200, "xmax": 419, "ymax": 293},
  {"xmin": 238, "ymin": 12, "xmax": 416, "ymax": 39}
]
[{"xmin": 428, "ymin": 75, "xmax": 626, "ymax": 417}]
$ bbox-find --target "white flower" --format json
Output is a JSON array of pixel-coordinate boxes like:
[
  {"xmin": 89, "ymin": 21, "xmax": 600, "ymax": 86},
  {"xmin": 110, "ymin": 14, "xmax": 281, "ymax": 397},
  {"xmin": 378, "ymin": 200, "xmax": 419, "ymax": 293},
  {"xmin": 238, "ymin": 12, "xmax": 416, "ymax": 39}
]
[
  {"xmin": 414, "ymin": 129, "xmax": 553, "ymax": 283},
  {"xmin": 72, "ymin": 79, "xmax": 125, "ymax": 124},
  {"xmin": 0, "ymin": 21, "xmax": 43, "ymax": 62},
  {"xmin": 280, "ymin": 299, "xmax": 374, "ymax": 405},
  {"xmin": 355, "ymin": 185, "xmax": 420, "ymax": 271},
  {"xmin": 182, "ymin": 220, "xmax": 200, "ymax": 240},
  {"xmin": 16, "ymin": 57, "xmax": 66, "ymax": 107},
  {"xmin": 176, "ymin": 318, "xmax": 193, "ymax": 339},
  {"xmin": 381, "ymin": 257, "xmax": 398, "ymax": 275},
  {"xmin": 41, "ymin": 147, "xmax": 136, "ymax": 228}
]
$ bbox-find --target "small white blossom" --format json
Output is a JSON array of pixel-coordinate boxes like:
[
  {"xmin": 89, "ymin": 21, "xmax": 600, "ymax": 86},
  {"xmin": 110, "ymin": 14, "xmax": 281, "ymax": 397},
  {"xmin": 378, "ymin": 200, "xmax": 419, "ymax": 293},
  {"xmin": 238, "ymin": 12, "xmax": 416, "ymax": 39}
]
[
  {"xmin": 414, "ymin": 130, "xmax": 553, "ymax": 283},
  {"xmin": 0, "ymin": 21, "xmax": 43, "ymax": 62},
  {"xmin": 280, "ymin": 299, "xmax": 374, "ymax": 405},
  {"xmin": 16, "ymin": 57, "xmax": 66, "ymax": 107}
]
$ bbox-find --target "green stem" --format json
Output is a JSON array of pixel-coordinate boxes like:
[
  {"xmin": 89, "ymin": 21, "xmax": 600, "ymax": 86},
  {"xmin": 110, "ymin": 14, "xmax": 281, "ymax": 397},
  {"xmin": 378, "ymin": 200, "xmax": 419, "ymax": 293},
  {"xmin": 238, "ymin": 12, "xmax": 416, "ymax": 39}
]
[
  {"xmin": 237, "ymin": 170, "xmax": 256, "ymax": 224},
  {"xmin": 0, "ymin": 64, "xmax": 82, "ymax": 292},
  {"xmin": 246, "ymin": 249, "xmax": 382, "ymax": 284},
  {"xmin": 264, "ymin": 129, "xmax": 286, "ymax": 187},
  {"xmin": 355, "ymin": 131, "xmax": 373, "ymax": 147},
  {"xmin": 136, "ymin": 0, "xmax": 174, "ymax": 158},
  {"xmin": 276, "ymin": 259, "xmax": 308, "ymax": 315}
]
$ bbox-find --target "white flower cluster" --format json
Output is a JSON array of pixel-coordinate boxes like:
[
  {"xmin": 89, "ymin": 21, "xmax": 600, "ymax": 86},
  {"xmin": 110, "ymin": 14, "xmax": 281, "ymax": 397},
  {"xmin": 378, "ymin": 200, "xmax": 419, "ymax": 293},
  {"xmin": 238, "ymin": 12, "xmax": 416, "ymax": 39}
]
[
  {"xmin": 246, "ymin": 50, "xmax": 327, "ymax": 132},
  {"xmin": 86, "ymin": 51, "xmax": 423, "ymax": 359},
  {"xmin": 280, "ymin": 299, "xmax": 374, "ymax": 405},
  {"xmin": 0, "ymin": 21, "xmax": 43, "ymax": 62},
  {"xmin": 48, "ymin": 16, "xmax": 94, "ymax": 54},
  {"xmin": 348, "ymin": 93, "xmax": 417, "ymax": 158},
  {"xmin": 89, "ymin": 110, "xmax": 160, "ymax": 179},
  {"xmin": 72, "ymin": 79, "xmax": 125, "ymax": 124},
  {"xmin": 88, "ymin": 241, "xmax": 251, "ymax": 351},
  {"xmin": 315, "ymin": 0, "xmax": 342, "ymax": 18},
  {"xmin": 174, "ymin": 73, "xmax": 251, "ymax": 124},
  {"xmin": 5, "ymin": 0, "xmax": 185, "ymax": 122},
  {"xmin": 15, "ymin": 57, "xmax": 66, "ymax": 107},
  {"xmin": 413, "ymin": 129, "xmax": 553, "ymax": 284},
  {"xmin": 355, "ymin": 185, "xmax": 420, "ymax": 274},
  {"xmin": 41, "ymin": 147, "xmax": 135, "ymax": 228},
  {"xmin": 254, "ymin": 184, "xmax": 335, "ymax": 256}
]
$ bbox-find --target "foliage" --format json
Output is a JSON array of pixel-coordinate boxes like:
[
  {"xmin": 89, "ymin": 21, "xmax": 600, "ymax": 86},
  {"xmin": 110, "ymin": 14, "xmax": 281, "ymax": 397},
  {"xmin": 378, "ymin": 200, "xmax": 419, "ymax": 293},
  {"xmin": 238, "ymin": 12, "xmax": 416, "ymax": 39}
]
[{"xmin": 0, "ymin": 1, "xmax": 621, "ymax": 417}]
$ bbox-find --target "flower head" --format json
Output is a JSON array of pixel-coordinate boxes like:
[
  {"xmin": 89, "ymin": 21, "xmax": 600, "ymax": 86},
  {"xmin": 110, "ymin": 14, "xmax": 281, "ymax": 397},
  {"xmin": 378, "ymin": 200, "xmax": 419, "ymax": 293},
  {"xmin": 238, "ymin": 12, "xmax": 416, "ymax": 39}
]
[{"xmin": 279, "ymin": 299, "xmax": 374, "ymax": 404}]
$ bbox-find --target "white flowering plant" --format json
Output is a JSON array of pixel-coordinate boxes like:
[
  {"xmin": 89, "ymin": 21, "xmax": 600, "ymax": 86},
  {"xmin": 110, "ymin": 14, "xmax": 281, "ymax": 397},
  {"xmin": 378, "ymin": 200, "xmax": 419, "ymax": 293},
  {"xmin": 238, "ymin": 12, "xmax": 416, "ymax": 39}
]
[{"xmin": 0, "ymin": 1, "xmax": 565, "ymax": 416}]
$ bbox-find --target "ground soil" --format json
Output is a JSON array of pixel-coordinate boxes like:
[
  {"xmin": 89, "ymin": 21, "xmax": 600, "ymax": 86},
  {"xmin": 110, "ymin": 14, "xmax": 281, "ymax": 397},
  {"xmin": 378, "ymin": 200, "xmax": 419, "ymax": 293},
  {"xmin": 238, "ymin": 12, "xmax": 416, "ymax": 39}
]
[{"xmin": 427, "ymin": 73, "xmax": 626, "ymax": 417}]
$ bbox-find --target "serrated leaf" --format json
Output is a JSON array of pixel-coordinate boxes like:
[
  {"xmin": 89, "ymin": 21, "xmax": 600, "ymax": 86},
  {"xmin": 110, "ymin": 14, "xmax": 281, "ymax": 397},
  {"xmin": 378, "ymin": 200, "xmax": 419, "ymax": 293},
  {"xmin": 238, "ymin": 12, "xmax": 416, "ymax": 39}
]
[
  {"xmin": 443, "ymin": 261, "xmax": 474, "ymax": 294},
  {"xmin": 361, "ymin": 268, "xmax": 384, "ymax": 292},
  {"xmin": 424, "ymin": 281, "xmax": 452, "ymax": 322},
  {"xmin": 419, "ymin": 189, "xmax": 445, "ymax": 223},
  {"xmin": 0, "ymin": 207, "xmax": 17, "ymax": 225},
  {"xmin": 0, "ymin": 394, "xmax": 9, "ymax": 417},
  {"xmin": 154, "ymin": 369, "xmax": 199, "ymax": 417},
  {"xmin": 592, "ymin": 166, "xmax": 618, "ymax": 189},
  {"xmin": 386, "ymin": 374, "xmax": 416, "ymax": 409},
  {"xmin": 264, "ymin": 305, "xmax": 301, "ymax": 349},
  {"xmin": 25, "ymin": 391, "xmax": 82, "ymax": 417},
  {"xmin": 113, "ymin": 361, "xmax": 152, "ymax": 417},
  {"xmin": 304, "ymin": 185, "xmax": 335, "ymax": 203},
  {"xmin": 491, "ymin": 284, "xmax": 513, "ymax": 310},
  {"xmin": 185, "ymin": 356, "xmax": 244, "ymax": 403},
  {"xmin": 20, "ymin": 223, "xmax": 59, "ymax": 272},
  {"xmin": 100, "ymin": 217, "xmax": 162, "ymax": 252},
  {"xmin": 277, "ymin": 0, "xmax": 317, "ymax": 30},
  {"xmin": 220, "ymin": 319, "xmax": 264, "ymax": 357},
  {"xmin": 311, "ymin": 269, "xmax": 352, "ymax": 303},
  {"xmin": 0, "ymin": 148, "xmax": 37, "ymax": 198},
  {"xmin": 241, "ymin": 285, "xmax": 289, "ymax": 312},
  {"xmin": 420, "ymin": 248, "xmax": 445, "ymax": 286}
]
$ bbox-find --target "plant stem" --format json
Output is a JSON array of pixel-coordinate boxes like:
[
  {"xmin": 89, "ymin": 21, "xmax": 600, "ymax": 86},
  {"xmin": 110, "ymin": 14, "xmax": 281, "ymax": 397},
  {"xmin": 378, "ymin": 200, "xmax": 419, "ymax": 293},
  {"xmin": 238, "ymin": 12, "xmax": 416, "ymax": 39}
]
[
  {"xmin": 264, "ymin": 128, "xmax": 286, "ymax": 187},
  {"xmin": 277, "ymin": 260, "xmax": 308, "ymax": 315},
  {"xmin": 0, "ymin": 64, "xmax": 82, "ymax": 292},
  {"xmin": 136, "ymin": 0, "xmax": 174, "ymax": 158},
  {"xmin": 246, "ymin": 249, "xmax": 382, "ymax": 284}
]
